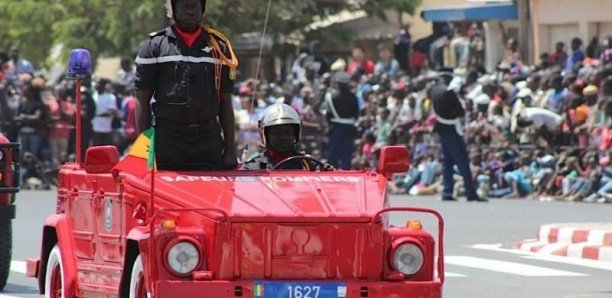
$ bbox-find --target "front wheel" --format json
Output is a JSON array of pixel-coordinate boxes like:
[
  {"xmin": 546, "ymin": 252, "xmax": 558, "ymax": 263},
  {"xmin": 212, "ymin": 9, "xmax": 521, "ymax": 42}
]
[
  {"xmin": 0, "ymin": 220, "xmax": 11, "ymax": 291},
  {"xmin": 44, "ymin": 245, "xmax": 64, "ymax": 298},
  {"xmin": 129, "ymin": 255, "xmax": 146, "ymax": 298}
]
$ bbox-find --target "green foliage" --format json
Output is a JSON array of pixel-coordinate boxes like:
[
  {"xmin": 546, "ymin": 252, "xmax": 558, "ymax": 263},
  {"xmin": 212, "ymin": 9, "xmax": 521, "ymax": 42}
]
[
  {"xmin": 359, "ymin": 0, "xmax": 422, "ymax": 21},
  {"xmin": 0, "ymin": 0, "xmax": 165, "ymax": 69},
  {"xmin": 0, "ymin": 0, "xmax": 420, "ymax": 69}
]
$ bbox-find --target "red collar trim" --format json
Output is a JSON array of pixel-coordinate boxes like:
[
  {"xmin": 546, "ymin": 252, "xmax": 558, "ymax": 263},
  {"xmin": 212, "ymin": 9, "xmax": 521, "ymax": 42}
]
[
  {"xmin": 173, "ymin": 25, "xmax": 202, "ymax": 48},
  {"xmin": 267, "ymin": 150, "xmax": 292, "ymax": 164}
]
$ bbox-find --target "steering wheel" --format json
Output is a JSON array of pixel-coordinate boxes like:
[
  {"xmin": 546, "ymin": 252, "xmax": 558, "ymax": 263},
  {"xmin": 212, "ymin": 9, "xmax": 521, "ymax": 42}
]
[{"xmin": 272, "ymin": 155, "xmax": 327, "ymax": 171}]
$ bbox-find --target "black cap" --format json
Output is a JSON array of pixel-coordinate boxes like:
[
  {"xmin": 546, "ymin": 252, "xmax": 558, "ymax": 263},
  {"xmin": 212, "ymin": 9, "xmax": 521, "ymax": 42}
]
[{"xmin": 171, "ymin": 0, "xmax": 207, "ymax": 15}]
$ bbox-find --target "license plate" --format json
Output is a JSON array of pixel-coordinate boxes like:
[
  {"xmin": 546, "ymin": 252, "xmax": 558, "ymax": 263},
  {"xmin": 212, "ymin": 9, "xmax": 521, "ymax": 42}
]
[{"xmin": 254, "ymin": 281, "xmax": 347, "ymax": 298}]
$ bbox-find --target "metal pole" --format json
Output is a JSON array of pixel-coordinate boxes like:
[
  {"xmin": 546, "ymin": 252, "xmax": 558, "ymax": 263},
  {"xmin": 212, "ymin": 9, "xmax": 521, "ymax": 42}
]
[
  {"xmin": 75, "ymin": 79, "xmax": 83, "ymax": 166},
  {"xmin": 518, "ymin": 0, "xmax": 532, "ymax": 64}
]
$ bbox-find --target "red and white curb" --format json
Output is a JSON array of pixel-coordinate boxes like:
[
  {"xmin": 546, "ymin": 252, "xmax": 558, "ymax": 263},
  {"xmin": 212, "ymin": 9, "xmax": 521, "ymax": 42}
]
[{"xmin": 518, "ymin": 224, "xmax": 612, "ymax": 262}]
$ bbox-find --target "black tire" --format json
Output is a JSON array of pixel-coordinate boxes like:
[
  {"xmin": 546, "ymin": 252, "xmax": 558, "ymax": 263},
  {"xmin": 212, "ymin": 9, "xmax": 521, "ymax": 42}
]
[{"xmin": 0, "ymin": 220, "xmax": 12, "ymax": 291}]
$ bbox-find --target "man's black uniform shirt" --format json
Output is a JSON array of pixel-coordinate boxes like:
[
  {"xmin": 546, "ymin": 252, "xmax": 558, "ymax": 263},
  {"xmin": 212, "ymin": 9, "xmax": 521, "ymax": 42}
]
[
  {"xmin": 134, "ymin": 27, "xmax": 234, "ymax": 127},
  {"xmin": 326, "ymin": 89, "xmax": 359, "ymax": 123},
  {"xmin": 431, "ymin": 82, "xmax": 465, "ymax": 134}
]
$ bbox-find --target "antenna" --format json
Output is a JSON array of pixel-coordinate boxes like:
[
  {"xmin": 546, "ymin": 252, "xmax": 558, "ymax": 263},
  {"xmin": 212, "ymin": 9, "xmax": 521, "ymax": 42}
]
[
  {"xmin": 66, "ymin": 49, "xmax": 92, "ymax": 166},
  {"xmin": 244, "ymin": 0, "xmax": 273, "ymax": 160}
]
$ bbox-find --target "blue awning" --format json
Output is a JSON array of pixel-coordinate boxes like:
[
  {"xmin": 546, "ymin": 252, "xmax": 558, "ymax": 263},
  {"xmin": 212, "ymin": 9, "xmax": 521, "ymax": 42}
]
[{"xmin": 421, "ymin": 3, "xmax": 518, "ymax": 22}]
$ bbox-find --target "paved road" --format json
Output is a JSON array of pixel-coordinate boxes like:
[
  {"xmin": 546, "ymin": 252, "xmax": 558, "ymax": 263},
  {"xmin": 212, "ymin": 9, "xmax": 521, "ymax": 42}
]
[{"xmin": 2, "ymin": 191, "xmax": 612, "ymax": 298}]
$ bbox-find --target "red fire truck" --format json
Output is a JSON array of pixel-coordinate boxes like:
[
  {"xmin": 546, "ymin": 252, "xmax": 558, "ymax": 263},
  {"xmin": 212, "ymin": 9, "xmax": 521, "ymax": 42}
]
[{"xmin": 26, "ymin": 49, "xmax": 445, "ymax": 298}]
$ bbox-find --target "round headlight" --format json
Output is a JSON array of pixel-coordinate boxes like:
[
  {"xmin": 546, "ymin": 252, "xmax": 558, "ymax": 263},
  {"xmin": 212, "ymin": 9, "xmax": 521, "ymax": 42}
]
[
  {"xmin": 166, "ymin": 241, "xmax": 200, "ymax": 275},
  {"xmin": 392, "ymin": 243, "xmax": 424, "ymax": 276}
]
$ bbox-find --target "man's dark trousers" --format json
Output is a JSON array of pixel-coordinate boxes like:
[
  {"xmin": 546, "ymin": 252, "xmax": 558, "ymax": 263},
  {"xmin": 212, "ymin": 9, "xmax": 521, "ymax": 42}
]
[
  {"xmin": 439, "ymin": 131, "xmax": 478, "ymax": 200},
  {"xmin": 327, "ymin": 123, "xmax": 355, "ymax": 170}
]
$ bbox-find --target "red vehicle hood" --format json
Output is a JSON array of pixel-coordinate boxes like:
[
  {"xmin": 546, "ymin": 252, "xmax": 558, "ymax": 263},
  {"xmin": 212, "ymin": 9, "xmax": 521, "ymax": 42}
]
[{"xmin": 124, "ymin": 171, "xmax": 388, "ymax": 222}]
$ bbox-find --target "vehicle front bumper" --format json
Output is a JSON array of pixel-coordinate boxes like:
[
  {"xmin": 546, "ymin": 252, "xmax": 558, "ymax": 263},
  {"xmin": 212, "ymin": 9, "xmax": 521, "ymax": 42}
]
[{"xmin": 154, "ymin": 280, "xmax": 442, "ymax": 298}]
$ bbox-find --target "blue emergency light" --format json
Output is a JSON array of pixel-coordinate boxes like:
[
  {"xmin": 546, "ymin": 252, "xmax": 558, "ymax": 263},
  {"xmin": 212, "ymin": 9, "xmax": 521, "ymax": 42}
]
[{"xmin": 66, "ymin": 49, "xmax": 92, "ymax": 80}]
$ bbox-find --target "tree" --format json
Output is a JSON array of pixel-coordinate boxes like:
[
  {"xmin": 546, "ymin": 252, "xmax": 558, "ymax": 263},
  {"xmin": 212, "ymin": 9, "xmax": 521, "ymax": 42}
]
[
  {"xmin": 0, "ymin": 1, "xmax": 59, "ymax": 68},
  {"xmin": 360, "ymin": 0, "xmax": 422, "ymax": 23},
  {"xmin": 0, "ymin": 0, "xmax": 164, "ymax": 69}
]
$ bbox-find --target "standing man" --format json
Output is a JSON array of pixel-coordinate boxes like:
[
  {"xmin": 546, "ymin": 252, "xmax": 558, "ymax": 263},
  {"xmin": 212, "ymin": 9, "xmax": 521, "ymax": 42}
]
[
  {"xmin": 92, "ymin": 79, "xmax": 118, "ymax": 146},
  {"xmin": 4, "ymin": 46, "xmax": 35, "ymax": 91},
  {"xmin": 394, "ymin": 26, "xmax": 411, "ymax": 75},
  {"xmin": 565, "ymin": 38, "xmax": 585, "ymax": 72},
  {"xmin": 325, "ymin": 72, "xmax": 359, "ymax": 170},
  {"xmin": 134, "ymin": 0, "xmax": 238, "ymax": 170},
  {"xmin": 116, "ymin": 57, "xmax": 136, "ymax": 92},
  {"xmin": 432, "ymin": 68, "xmax": 487, "ymax": 202},
  {"xmin": 6, "ymin": 46, "xmax": 34, "ymax": 78}
]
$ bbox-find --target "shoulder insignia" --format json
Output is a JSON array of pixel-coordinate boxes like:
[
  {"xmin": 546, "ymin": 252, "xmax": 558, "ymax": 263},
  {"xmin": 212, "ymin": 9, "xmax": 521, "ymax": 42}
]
[
  {"xmin": 148, "ymin": 29, "xmax": 166, "ymax": 38},
  {"xmin": 202, "ymin": 24, "xmax": 239, "ymax": 69}
]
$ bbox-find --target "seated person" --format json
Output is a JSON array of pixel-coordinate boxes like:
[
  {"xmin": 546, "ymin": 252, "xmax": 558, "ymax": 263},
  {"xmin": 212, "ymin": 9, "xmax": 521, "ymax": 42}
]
[
  {"xmin": 516, "ymin": 107, "xmax": 562, "ymax": 145},
  {"xmin": 242, "ymin": 103, "xmax": 331, "ymax": 170}
]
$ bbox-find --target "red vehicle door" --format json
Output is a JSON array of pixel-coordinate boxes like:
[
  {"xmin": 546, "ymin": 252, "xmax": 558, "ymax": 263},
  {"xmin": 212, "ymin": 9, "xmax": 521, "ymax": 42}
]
[
  {"xmin": 93, "ymin": 175, "xmax": 123, "ymax": 264},
  {"xmin": 66, "ymin": 175, "xmax": 97, "ymax": 260}
]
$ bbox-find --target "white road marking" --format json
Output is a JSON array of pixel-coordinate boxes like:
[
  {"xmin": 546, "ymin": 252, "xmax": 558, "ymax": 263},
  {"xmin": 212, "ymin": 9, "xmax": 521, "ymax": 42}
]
[
  {"xmin": 0, "ymin": 295, "xmax": 22, "ymax": 298},
  {"xmin": 471, "ymin": 243, "xmax": 532, "ymax": 255},
  {"xmin": 10, "ymin": 260, "xmax": 26, "ymax": 274},
  {"xmin": 521, "ymin": 255, "xmax": 612, "ymax": 271},
  {"xmin": 440, "ymin": 272, "xmax": 467, "ymax": 277},
  {"xmin": 472, "ymin": 243, "xmax": 612, "ymax": 271},
  {"xmin": 445, "ymin": 256, "xmax": 587, "ymax": 276},
  {"xmin": 517, "ymin": 240, "xmax": 547, "ymax": 252}
]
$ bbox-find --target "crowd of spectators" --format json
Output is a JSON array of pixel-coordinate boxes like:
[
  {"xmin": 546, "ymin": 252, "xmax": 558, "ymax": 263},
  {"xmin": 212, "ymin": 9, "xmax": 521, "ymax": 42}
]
[
  {"xmin": 237, "ymin": 31, "xmax": 612, "ymax": 204},
  {"xmin": 1, "ymin": 26, "xmax": 611, "ymax": 202},
  {"xmin": 0, "ymin": 49, "xmax": 138, "ymax": 189}
]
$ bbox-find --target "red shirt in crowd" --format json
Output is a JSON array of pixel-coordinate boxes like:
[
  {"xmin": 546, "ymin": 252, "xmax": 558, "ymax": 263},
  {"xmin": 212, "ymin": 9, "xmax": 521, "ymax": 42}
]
[
  {"xmin": 550, "ymin": 50, "xmax": 567, "ymax": 65},
  {"xmin": 347, "ymin": 60, "xmax": 375, "ymax": 76},
  {"xmin": 47, "ymin": 97, "xmax": 74, "ymax": 140},
  {"xmin": 123, "ymin": 96, "xmax": 138, "ymax": 141},
  {"xmin": 410, "ymin": 51, "xmax": 428, "ymax": 73}
]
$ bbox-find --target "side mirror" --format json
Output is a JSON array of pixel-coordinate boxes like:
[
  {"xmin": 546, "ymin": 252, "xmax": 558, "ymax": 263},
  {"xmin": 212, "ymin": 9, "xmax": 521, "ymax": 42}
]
[
  {"xmin": 84, "ymin": 146, "xmax": 119, "ymax": 174},
  {"xmin": 378, "ymin": 146, "xmax": 410, "ymax": 180}
]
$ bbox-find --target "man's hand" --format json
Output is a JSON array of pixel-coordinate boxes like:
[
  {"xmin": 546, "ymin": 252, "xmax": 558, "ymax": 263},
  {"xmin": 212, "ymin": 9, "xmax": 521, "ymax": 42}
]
[{"xmin": 222, "ymin": 151, "xmax": 238, "ymax": 170}]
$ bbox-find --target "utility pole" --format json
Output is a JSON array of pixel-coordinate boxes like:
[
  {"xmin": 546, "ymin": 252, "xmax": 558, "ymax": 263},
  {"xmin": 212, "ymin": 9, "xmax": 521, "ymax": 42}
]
[{"xmin": 517, "ymin": 0, "xmax": 532, "ymax": 64}]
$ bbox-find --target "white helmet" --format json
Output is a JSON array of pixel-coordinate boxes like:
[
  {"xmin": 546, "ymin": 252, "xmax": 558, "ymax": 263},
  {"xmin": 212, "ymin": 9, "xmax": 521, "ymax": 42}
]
[{"xmin": 259, "ymin": 103, "xmax": 301, "ymax": 148}]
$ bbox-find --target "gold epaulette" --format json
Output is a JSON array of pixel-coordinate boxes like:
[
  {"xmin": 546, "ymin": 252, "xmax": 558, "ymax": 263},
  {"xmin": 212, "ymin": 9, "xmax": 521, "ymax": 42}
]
[{"xmin": 202, "ymin": 24, "xmax": 239, "ymax": 69}]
